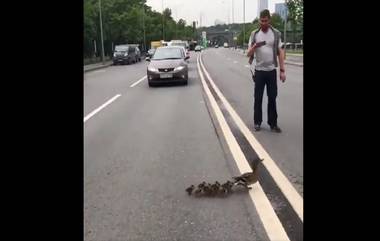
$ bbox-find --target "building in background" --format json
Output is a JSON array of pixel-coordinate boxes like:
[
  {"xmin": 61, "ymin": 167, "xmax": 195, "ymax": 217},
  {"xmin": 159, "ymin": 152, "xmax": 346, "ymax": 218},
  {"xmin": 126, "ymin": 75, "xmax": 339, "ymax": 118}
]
[
  {"xmin": 257, "ymin": 0, "xmax": 268, "ymax": 18},
  {"xmin": 275, "ymin": 3, "xmax": 288, "ymax": 21}
]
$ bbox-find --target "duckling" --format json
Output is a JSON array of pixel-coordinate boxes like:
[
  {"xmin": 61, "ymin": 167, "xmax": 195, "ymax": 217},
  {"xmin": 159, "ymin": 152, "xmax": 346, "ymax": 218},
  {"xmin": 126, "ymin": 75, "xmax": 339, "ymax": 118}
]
[
  {"xmin": 198, "ymin": 182, "xmax": 206, "ymax": 189},
  {"xmin": 185, "ymin": 185, "xmax": 195, "ymax": 195},
  {"xmin": 222, "ymin": 180, "xmax": 234, "ymax": 194},
  {"xmin": 194, "ymin": 187, "xmax": 203, "ymax": 196},
  {"xmin": 203, "ymin": 183, "xmax": 212, "ymax": 196},
  {"xmin": 210, "ymin": 183, "xmax": 219, "ymax": 196}
]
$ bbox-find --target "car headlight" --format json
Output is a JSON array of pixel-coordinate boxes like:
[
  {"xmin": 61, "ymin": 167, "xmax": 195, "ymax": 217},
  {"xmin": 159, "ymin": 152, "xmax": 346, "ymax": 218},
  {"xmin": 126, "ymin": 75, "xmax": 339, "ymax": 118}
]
[
  {"xmin": 148, "ymin": 66, "xmax": 158, "ymax": 72},
  {"xmin": 175, "ymin": 66, "xmax": 185, "ymax": 71},
  {"xmin": 113, "ymin": 53, "xmax": 116, "ymax": 57},
  {"xmin": 124, "ymin": 52, "xmax": 128, "ymax": 56}
]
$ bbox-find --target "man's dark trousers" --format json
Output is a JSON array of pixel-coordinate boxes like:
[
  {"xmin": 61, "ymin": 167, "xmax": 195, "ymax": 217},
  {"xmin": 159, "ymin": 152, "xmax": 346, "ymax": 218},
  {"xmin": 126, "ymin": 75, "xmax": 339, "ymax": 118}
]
[{"xmin": 254, "ymin": 69, "xmax": 278, "ymax": 127}]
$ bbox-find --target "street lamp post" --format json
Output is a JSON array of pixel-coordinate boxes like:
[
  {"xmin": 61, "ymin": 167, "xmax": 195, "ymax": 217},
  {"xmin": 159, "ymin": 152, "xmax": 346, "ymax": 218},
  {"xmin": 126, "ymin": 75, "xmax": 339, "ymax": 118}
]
[
  {"xmin": 99, "ymin": 0, "xmax": 105, "ymax": 64},
  {"xmin": 243, "ymin": 0, "xmax": 245, "ymax": 53},
  {"xmin": 175, "ymin": 8, "xmax": 178, "ymax": 39},
  {"xmin": 162, "ymin": 0, "xmax": 165, "ymax": 40},
  {"xmin": 142, "ymin": 6, "xmax": 146, "ymax": 52},
  {"xmin": 232, "ymin": 0, "xmax": 234, "ymax": 24},
  {"xmin": 94, "ymin": 39, "xmax": 97, "ymax": 58},
  {"xmin": 284, "ymin": 0, "xmax": 287, "ymax": 58}
]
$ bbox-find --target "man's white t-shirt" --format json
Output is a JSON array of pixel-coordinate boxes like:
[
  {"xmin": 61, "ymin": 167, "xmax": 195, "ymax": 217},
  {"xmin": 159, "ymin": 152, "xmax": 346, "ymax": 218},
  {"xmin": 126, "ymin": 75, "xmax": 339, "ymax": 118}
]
[{"xmin": 248, "ymin": 28, "xmax": 282, "ymax": 71}]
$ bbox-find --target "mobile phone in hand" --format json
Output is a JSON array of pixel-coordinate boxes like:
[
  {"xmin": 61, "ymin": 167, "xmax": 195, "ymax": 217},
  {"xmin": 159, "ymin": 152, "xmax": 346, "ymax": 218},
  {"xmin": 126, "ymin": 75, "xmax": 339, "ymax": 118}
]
[{"xmin": 255, "ymin": 41, "xmax": 266, "ymax": 47}]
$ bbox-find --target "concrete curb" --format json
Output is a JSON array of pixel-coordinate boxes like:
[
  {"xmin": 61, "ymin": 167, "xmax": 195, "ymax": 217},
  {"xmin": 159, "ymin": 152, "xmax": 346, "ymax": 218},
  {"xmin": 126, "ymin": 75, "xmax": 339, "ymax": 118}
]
[
  {"xmin": 286, "ymin": 53, "xmax": 303, "ymax": 57},
  {"xmin": 285, "ymin": 61, "xmax": 303, "ymax": 67},
  {"xmin": 83, "ymin": 62, "xmax": 113, "ymax": 73}
]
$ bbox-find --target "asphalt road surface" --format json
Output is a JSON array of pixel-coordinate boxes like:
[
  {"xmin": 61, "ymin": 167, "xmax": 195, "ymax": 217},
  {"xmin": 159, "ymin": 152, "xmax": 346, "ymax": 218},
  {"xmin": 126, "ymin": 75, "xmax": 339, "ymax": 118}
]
[{"xmin": 84, "ymin": 48, "xmax": 303, "ymax": 241}]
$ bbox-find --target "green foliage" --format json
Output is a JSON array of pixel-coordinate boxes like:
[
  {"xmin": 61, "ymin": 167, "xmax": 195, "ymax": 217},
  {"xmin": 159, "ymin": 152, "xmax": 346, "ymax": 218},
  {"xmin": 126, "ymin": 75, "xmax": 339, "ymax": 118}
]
[{"xmin": 84, "ymin": 0, "xmax": 196, "ymax": 58}]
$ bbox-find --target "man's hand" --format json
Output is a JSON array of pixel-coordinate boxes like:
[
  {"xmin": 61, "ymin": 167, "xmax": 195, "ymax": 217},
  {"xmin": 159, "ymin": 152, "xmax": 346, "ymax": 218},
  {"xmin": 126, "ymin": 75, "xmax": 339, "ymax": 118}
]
[
  {"xmin": 280, "ymin": 71, "xmax": 286, "ymax": 82},
  {"xmin": 247, "ymin": 43, "xmax": 256, "ymax": 57}
]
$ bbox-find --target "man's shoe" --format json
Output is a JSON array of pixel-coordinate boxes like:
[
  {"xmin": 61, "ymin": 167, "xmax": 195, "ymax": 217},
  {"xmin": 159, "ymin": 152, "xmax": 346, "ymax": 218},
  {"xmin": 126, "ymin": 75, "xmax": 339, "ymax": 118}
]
[
  {"xmin": 254, "ymin": 124, "xmax": 261, "ymax": 131},
  {"xmin": 270, "ymin": 125, "xmax": 282, "ymax": 133}
]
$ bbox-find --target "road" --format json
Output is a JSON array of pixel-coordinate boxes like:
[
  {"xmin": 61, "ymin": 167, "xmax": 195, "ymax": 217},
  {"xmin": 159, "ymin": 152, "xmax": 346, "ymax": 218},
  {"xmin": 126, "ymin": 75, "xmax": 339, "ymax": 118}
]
[
  {"xmin": 84, "ymin": 48, "xmax": 303, "ymax": 241},
  {"xmin": 202, "ymin": 48, "xmax": 303, "ymax": 196}
]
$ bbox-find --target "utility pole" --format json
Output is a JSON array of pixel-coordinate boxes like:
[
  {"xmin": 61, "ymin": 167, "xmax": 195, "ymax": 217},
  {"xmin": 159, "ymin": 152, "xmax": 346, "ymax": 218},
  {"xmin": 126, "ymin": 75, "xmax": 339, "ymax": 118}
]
[
  {"xmin": 232, "ymin": 0, "xmax": 234, "ymax": 24},
  {"xmin": 162, "ymin": 0, "xmax": 165, "ymax": 40},
  {"xmin": 284, "ymin": 0, "xmax": 287, "ymax": 59},
  {"xmin": 175, "ymin": 8, "xmax": 178, "ymax": 39},
  {"xmin": 243, "ymin": 0, "xmax": 245, "ymax": 53},
  {"xmin": 200, "ymin": 13, "xmax": 202, "ymax": 28},
  {"xmin": 142, "ymin": 6, "xmax": 146, "ymax": 51},
  {"xmin": 99, "ymin": 0, "xmax": 105, "ymax": 64}
]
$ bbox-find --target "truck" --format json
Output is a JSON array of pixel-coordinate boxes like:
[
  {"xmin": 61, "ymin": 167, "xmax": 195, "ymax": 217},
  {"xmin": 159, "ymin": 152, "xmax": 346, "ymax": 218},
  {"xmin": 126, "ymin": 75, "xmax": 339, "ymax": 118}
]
[
  {"xmin": 150, "ymin": 40, "xmax": 169, "ymax": 50},
  {"xmin": 169, "ymin": 40, "xmax": 188, "ymax": 50},
  {"xmin": 150, "ymin": 41, "xmax": 162, "ymax": 50}
]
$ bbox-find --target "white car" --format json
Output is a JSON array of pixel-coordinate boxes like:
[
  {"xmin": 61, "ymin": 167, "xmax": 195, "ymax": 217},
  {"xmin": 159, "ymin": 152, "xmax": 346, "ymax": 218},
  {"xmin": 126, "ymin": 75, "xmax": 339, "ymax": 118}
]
[{"xmin": 178, "ymin": 46, "xmax": 190, "ymax": 61}]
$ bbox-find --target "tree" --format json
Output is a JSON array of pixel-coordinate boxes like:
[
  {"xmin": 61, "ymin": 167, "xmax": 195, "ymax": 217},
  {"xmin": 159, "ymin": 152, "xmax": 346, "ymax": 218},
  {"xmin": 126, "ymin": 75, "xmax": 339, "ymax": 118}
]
[
  {"xmin": 287, "ymin": 0, "xmax": 303, "ymax": 25},
  {"xmin": 84, "ymin": 0, "xmax": 198, "ymax": 60},
  {"xmin": 270, "ymin": 13, "xmax": 284, "ymax": 32},
  {"xmin": 84, "ymin": 0, "xmax": 97, "ymax": 57},
  {"xmin": 237, "ymin": 24, "xmax": 255, "ymax": 47},
  {"xmin": 286, "ymin": 0, "xmax": 303, "ymax": 42}
]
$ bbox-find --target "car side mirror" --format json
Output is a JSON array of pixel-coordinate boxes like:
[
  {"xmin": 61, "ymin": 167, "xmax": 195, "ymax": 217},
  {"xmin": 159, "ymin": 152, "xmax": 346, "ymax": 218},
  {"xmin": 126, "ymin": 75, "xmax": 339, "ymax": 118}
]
[{"xmin": 146, "ymin": 57, "xmax": 151, "ymax": 62}]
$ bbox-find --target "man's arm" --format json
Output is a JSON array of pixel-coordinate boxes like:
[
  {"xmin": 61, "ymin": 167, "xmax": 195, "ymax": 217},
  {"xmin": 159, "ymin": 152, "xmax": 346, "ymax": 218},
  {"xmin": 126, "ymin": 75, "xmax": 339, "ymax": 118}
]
[
  {"xmin": 247, "ymin": 44, "xmax": 256, "ymax": 57},
  {"xmin": 247, "ymin": 35, "xmax": 255, "ymax": 57},
  {"xmin": 278, "ymin": 47, "xmax": 285, "ymax": 71},
  {"xmin": 278, "ymin": 47, "xmax": 286, "ymax": 82}
]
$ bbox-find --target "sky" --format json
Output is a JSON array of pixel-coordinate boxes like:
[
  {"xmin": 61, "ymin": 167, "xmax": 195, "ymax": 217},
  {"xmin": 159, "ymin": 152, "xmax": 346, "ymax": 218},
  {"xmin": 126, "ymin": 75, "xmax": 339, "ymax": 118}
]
[{"xmin": 145, "ymin": 0, "xmax": 285, "ymax": 27}]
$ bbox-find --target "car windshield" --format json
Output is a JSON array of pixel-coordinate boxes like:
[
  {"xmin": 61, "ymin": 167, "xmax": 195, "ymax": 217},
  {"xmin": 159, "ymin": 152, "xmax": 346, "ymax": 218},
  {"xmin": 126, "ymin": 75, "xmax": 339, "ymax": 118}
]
[
  {"xmin": 115, "ymin": 46, "xmax": 128, "ymax": 51},
  {"xmin": 152, "ymin": 48, "xmax": 183, "ymax": 60}
]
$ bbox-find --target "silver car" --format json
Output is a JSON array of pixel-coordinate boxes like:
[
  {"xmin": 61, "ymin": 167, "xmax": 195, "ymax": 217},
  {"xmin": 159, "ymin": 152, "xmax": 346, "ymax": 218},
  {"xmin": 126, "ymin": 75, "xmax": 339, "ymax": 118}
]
[{"xmin": 146, "ymin": 46, "xmax": 189, "ymax": 87}]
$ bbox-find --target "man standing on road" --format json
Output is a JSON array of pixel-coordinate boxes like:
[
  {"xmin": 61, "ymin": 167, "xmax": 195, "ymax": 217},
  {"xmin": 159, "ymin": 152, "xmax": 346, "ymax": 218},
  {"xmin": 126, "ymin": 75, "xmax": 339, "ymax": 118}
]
[{"xmin": 247, "ymin": 9, "xmax": 286, "ymax": 133}]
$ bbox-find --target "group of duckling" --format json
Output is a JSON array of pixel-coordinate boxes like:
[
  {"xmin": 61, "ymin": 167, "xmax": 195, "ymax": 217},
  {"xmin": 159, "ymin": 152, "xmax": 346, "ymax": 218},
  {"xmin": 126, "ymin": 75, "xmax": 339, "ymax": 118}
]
[
  {"xmin": 186, "ymin": 158, "xmax": 264, "ymax": 198},
  {"xmin": 186, "ymin": 180, "xmax": 234, "ymax": 197}
]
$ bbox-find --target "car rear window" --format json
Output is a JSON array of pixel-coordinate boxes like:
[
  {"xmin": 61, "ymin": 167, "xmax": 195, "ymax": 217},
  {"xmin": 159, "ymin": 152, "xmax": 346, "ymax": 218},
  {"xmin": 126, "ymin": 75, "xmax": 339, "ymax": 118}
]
[{"xmin": 152, "ymin": 48, "xmax": 183, "ymax": 60}]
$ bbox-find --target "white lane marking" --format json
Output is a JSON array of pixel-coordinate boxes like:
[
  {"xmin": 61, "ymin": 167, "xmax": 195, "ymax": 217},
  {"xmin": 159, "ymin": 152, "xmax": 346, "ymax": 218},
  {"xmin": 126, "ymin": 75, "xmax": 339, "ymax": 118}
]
[
  {"xmin": 130, "ymin": 75, "xmax": 147, "ymax": 88},
  {"xmin": 245, "ymin": 65, "xmax": 250, "ymax": 68},
  {"xmin": 197, "ymin": 54, "xmax": 290, "ymax": 241},
  {"xmin": 199, "ymin": 54, "xmax": 303, "ymax": 221},
  {"xmin": 84, "ymin": 94, "xmax": 121, "ymax": 123}
]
